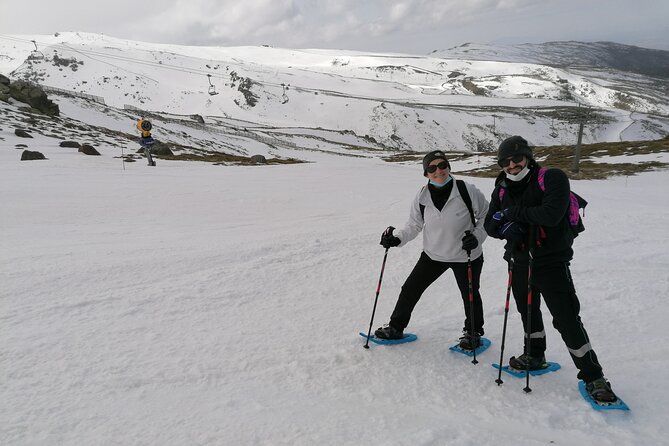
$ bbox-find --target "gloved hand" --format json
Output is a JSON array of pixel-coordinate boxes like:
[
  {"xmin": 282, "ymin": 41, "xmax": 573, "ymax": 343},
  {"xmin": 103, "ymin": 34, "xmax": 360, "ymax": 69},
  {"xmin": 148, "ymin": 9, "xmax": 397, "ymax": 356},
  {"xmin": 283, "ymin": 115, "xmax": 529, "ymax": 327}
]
[
  {"xmin": 487, "ymin": 210, "xmax": 507, "ymax": 236},
  {"xmin": 498, "ymin": 221, "xmax": 526, "ymax": 241},
  {"xmin": 380, "ymin": 226, "xmax": 401, "ymax": 249},
  {"xmin": 461, "ymin": 231, "xmax": 478, "ymax": 252},
  {"xmin": 493, "ymin": 210, "xmax": 507, "ymax": 221}
]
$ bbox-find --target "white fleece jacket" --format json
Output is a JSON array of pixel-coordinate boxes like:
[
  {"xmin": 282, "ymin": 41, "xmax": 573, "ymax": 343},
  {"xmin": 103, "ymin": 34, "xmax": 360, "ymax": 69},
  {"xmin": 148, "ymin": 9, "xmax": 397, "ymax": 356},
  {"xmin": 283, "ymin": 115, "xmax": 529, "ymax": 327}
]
[{"xmin": 395, "ymin": 180, "xmax": 489, "ymax": 262}]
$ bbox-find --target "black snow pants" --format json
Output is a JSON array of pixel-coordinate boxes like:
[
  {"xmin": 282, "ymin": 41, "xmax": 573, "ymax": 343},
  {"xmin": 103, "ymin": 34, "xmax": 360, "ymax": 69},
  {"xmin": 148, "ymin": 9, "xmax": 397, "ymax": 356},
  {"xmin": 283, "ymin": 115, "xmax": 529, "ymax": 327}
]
[
  {"xmin": 389, "ymin": 252, "xmax": 484, "ymax": 335},
  {"xmin": 511, "ymin": 260, "xmax": 604, "ymax": 382}
]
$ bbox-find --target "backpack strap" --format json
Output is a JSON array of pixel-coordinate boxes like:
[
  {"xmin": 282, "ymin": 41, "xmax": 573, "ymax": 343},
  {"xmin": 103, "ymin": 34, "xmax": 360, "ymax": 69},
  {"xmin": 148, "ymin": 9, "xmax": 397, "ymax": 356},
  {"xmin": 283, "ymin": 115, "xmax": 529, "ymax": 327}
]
[
  {"xmin": 456, "ymin": 180, "xmax": 476, "ymax": 227},
  {"xmin": 537, "ymin": 167, "xmax": 547, "ymax": 191},
  {"xmin": 419, "ymin": 185, "xmax": 427, "ymax": 221}
]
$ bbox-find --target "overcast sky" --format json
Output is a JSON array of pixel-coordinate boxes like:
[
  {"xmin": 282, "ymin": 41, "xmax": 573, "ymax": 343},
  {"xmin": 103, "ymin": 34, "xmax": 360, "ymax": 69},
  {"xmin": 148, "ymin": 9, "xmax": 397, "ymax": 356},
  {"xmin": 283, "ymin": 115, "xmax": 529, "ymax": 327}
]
[{"xmin": 2, "ymin": 0, "xmax": 668, "ymax": 53}]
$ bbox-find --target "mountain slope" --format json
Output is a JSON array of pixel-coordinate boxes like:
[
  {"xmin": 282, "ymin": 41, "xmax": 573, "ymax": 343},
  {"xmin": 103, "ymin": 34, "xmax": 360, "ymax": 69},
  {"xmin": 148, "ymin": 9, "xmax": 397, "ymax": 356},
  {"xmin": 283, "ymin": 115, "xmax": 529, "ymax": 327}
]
[
  {"xmin": 1, "ymin": 33, "xmax": 668, "ymax": 158},
  {"xmin": 432, "ymin": 41, "xmax": 669, "ymax": 78}
]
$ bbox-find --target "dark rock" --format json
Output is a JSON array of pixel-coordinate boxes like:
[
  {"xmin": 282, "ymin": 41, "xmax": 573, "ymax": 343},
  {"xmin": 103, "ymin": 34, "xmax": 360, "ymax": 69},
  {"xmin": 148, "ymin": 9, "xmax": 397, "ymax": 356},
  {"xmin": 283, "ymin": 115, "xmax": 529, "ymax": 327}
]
[
  {"xmin": 15, "ymin": 129, "xmax": 33, "ymax": 138},
  {"xmin": 0, "ymin": 82, "xmax": 9, "ymax": 101},
  {"xmin": 151, "ymin": 141, "xmax": 173, "ymax": 156},
  {"xmin": 0, "ymin": 74, "xmax": 9, "ymax": 86},
  {"xmin": 60, "ymin": 141, "xmax": 81, "ymax": 148},
  {"xmin": 21, "ymin": 150, "xmax": 46, "ymax": 160},
  {"xmin": 251, "ymin": 154, "xmax": 267, "ymax": 164},
  {"xmin": 191, "ymin": 114, "xmax": 205, "ymax": 124},
  {"xmin": 79, "ymin": 144, "xmax": 101, "ymax": 156},
  {"xmin": 8, "ymin": 80, "xmax": 60, "ymax": 116}
]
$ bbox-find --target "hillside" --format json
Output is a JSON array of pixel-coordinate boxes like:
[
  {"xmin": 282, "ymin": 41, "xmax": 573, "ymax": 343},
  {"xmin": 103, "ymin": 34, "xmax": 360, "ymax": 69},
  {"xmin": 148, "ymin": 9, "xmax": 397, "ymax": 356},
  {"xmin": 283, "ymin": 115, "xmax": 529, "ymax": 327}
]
[
  {"xmin": 1, "ymin": 33, "xmax": 668, "ymax": 159},
  {"xmin": 432, "ymin": 41, "xmax": 669, "ymax": 79}
]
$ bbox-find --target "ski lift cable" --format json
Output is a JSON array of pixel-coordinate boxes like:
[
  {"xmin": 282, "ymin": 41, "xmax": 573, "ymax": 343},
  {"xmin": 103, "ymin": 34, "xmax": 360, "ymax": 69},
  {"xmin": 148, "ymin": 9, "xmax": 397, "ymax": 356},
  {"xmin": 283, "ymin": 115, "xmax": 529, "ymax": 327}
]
[
  {"xmin": 0, "ymin": 34, "xmax": 236, "ymax": 81},
  {"xmin": 60, "ymin": 43, "xmax": 160, "ymax": 84}
]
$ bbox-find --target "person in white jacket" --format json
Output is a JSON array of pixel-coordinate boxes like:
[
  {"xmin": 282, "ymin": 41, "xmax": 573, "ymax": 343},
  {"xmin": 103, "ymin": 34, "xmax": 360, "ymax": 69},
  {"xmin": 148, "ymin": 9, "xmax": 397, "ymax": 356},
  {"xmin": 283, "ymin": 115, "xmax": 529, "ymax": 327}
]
[{"xmin": 375, "ymin": 150, "xmax": 490, "ymax": 350}]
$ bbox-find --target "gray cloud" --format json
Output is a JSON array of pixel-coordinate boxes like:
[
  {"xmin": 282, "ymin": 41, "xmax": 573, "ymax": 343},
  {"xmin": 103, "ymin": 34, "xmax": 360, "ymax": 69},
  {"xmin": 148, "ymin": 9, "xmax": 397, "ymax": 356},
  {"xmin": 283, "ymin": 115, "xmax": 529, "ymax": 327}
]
[{"xmin": 2, "ymin": 0, "xmax": 668, "ymax": 52}]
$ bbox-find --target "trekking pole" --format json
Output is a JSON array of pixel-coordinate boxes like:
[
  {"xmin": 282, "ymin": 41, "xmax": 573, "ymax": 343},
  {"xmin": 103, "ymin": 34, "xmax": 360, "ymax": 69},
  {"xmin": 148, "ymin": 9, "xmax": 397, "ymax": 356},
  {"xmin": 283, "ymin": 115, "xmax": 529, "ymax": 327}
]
[
  {"xmin": 364, "ymin": 247, "xmax": 390, "ymax": 349},
  {"xmin": 465, "ymin": 231, "xmax": 478, "ymax": 364},
  {"xmin": 523, "ymin": 244, "xmax": 536, "ymax": 393},
  {"xmin": 495, "ymin": 257, "xmax": 514, "ymax": 385}
]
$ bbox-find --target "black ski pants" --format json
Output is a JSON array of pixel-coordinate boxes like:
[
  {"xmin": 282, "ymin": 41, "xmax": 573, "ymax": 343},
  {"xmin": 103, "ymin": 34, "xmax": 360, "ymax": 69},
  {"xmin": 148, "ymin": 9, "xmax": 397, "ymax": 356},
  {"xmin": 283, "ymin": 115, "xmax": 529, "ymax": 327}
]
[
  {"xmin": 389, "ymin": 252, "xmax": 484, "ymax": 335},
  {"xmin": 511, "ymin": 260, "xmax": 604, "ymax": 382}
]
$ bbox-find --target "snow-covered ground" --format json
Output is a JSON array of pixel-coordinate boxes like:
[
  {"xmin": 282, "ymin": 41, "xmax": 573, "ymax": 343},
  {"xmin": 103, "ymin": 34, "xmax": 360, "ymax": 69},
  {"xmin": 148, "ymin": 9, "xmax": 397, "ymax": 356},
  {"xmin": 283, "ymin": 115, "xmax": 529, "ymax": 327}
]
[{"xmin": 2, "ymin": 125, "xmax": 669, "ymax": 445}]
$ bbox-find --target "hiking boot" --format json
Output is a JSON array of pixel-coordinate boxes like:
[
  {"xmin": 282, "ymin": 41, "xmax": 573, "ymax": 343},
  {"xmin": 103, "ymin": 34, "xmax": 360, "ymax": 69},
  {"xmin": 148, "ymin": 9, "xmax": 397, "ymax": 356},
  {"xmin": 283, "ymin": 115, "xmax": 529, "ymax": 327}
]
[
  {"xmin": 458, "ymin": 332, "xmax": 482, "ymax": 350},
  {"xmin": 508, "ymin": 353, "xmax": 547, "ymax": 371},
  {"xmin": 374, "ymin": 325, "xmax": 404, "ymax": 340},
  {"xmin": 586, "ymin": 378, "xmax": 618, "ymax": 403}
]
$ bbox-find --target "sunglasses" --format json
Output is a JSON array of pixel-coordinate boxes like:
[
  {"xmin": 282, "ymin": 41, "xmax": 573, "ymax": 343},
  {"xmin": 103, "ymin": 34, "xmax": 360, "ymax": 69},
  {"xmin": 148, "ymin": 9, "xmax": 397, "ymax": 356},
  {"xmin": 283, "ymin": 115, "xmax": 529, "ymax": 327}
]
[
  {"xmin": 426, "ymin": 161, "xmax": 449, "ymax": 173},
  {"xmin": 498, "ymin": 154, "xmax": 526, "ymax": 168}
]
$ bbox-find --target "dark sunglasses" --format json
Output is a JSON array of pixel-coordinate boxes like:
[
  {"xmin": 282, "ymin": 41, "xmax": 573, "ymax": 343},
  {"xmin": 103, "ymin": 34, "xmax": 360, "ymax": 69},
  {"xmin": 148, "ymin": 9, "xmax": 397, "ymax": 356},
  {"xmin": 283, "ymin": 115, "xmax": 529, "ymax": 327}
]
[
  {"xmin": 498, "ymin": 154, "xmax": 525, "ymax": 168},
  {"xmin": 426, "ymin": 161, "xmax": 449, "ymax": 173}
]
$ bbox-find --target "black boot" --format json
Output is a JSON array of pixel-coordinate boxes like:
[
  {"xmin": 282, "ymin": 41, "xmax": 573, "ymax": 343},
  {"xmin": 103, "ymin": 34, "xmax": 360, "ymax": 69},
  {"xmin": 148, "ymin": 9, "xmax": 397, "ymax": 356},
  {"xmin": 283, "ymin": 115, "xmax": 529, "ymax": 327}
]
[
  {"xmin": 509, "ymin": 353, "xmax": 547, "ymax": 371},
  {"xmin": 374, "ymin": 325, "xmax": 404, "ymax": 340},
  {"xmin": 586, "ymin": 378, "xmax": 618, "ymax": 403},
  {"xmin": 458, "ymin": 332, "xmax": 482, "ymax": 350}
]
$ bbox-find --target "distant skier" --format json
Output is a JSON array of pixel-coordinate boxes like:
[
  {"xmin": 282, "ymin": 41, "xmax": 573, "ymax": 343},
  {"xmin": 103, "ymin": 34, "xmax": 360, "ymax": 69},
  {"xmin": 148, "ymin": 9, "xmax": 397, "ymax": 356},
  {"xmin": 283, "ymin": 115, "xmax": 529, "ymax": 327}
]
[
  {"xmin": 374, "ymin": 150, "xmax": 489, "ymax": 350},
  {"xmin": 136, "ymin": 117, "xmax": 156, "ymax": 166},
  {"xmin": 484, "ymin": 135, "xmax": 618, "ymax": 403}
]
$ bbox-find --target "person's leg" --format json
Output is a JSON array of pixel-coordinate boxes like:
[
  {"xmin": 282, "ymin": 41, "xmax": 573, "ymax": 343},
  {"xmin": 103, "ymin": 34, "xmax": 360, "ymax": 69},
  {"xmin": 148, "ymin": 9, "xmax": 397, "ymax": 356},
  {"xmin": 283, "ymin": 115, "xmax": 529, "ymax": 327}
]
[
  {"xmin": 451, "ymin": 255, "xmax": 484, "ymax": 335},
  {"xmin": 534, "ymin": 262, "xmax": 604, "ymax": 382},
  {"xmin": 511, "ymin": 262, "xmax": 546, "ymax": 358},
  {"xmin": 388, "ymin": 252, "xmax": 449, "ymax": 330}
]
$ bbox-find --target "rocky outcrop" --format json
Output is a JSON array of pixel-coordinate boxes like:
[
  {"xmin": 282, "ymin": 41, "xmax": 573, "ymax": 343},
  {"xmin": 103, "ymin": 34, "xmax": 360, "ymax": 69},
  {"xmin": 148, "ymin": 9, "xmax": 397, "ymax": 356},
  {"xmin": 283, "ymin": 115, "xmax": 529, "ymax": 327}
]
[
  {"xmin": 0, "ymin": 74, "xmax": 9, "ymax": 102},
  {"xmin": 8, "ymin": 80, "xmax": 59, "ymax": 116}
]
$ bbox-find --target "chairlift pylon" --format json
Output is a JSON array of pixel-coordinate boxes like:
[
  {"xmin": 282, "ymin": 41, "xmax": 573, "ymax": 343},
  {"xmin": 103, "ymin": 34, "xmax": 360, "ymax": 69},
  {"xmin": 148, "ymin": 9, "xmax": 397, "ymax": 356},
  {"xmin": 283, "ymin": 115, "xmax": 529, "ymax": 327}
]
[{"xmin": 207, "ymin": 74, "xmax": 219, "ymax": 96}]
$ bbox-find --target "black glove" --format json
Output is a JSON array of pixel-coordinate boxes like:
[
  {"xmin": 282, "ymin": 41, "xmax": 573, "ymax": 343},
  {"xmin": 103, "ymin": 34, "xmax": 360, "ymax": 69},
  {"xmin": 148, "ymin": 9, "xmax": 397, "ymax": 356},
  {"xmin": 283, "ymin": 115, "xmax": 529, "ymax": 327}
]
[
  {"xmin": 498, "ymin": 221, "xmax": 526, "ymax": 241},
  {"xmin": 380, "ymin": 226, "xmax": 401, "ymax": 249},
  {"xmin": 488, "ymin": 209, "xmax": 510, "ymax": 239},
  {"xmin": 461, "ymin": 231, "xmax": 478, "ymax": 252}
]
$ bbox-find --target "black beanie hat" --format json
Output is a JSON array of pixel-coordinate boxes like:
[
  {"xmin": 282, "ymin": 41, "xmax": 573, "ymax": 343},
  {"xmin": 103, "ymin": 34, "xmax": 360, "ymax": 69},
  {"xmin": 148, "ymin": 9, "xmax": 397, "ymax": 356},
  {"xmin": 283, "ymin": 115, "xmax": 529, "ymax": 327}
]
[
  {"xmin": 497, "ymin": 136, "xmax": 533, "ymax": 161},
  {"xmin": 422, "ymin": 150, "xmax": 450, "ymax": 175}
]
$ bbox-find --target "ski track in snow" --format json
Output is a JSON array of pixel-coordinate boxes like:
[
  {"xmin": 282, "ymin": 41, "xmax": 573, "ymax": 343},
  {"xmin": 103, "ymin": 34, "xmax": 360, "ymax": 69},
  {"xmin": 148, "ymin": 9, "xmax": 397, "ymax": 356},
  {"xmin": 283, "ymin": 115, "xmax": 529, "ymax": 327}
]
[{"xmin": 1, "ymin": 142, "xmax": 669, "ymax": 445}]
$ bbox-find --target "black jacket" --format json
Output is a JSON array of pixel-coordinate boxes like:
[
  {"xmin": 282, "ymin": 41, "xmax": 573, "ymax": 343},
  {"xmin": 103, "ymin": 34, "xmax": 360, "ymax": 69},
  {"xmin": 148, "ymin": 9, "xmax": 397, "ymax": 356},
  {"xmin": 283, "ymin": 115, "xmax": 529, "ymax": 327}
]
[{"xmin": 484, "ymin": 162, "xmax": 575, "ymax": 266}]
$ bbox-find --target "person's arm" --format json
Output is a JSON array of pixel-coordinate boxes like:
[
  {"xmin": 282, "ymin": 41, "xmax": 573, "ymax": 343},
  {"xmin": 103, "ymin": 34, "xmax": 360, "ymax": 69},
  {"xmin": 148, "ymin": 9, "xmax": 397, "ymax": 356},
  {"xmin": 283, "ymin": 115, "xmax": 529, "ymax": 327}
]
[
  {"xmin": 503, "ymin": 169, "xmax": 570, "ymax": 227},
  {"xmin": 484, "ymin": 185, "xmax": 504, "ymax": 239}
]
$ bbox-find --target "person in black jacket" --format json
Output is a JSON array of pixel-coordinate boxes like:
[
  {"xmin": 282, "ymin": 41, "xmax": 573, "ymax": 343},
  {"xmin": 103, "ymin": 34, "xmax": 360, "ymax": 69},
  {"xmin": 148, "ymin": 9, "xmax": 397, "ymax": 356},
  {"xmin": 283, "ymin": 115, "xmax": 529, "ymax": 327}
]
[{"xmin": 484, "ymin": 135, "xmax": 618, "ymax": 403}]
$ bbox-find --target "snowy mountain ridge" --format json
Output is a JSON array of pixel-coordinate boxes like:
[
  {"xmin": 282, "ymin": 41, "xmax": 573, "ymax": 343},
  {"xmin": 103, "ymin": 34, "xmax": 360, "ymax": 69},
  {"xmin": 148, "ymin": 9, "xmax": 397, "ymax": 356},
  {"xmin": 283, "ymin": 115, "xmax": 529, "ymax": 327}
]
[
  {"xmin": 1, "ymin": 32, "xmax": 668, "ymax": 160},
  {"xmin": 432, "ymin": 41, "xmax": 669, "ymax": 79}
]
